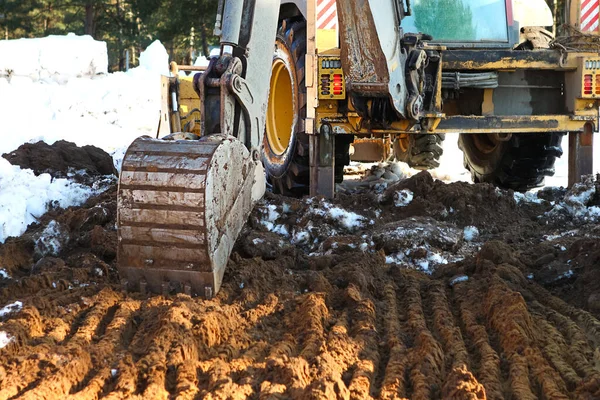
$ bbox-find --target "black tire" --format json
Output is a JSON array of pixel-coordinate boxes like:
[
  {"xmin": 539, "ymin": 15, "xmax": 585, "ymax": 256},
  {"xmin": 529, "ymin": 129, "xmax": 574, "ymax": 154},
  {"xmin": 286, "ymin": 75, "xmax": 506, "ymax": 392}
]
[
  {"xmin": 393, "ymin": 134, "xmax": 445, "ymax": 169},
  {"xmin": 262, "ymin": 19, "xmax": 309, "ymax": 196},
  {"xmin": 458, "ymin": 132, "xmax": 564, "ymax": 191}
]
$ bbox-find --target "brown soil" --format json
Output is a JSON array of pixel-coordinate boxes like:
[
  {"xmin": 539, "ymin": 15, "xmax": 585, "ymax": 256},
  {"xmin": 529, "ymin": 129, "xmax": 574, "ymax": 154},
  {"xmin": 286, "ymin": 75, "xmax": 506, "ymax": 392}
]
[
  {"xmin": 1, "ymin": 168, "xmax": 600, "ymax": 399},
  {"xmin": 2, "ymin": 140, "xmax": 117, "ymax": 184}
]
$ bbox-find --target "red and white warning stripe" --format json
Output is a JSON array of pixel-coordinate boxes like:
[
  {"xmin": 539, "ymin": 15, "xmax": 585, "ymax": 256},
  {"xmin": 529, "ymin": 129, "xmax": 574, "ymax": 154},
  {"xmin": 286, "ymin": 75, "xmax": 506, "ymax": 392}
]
[
  {"xmin": 581, "ymin": 0, "xmax": 600, "ymax": 32},
  {"xmin": 317, "ymin": 0, "xmax": 337, "ymax": 30}
]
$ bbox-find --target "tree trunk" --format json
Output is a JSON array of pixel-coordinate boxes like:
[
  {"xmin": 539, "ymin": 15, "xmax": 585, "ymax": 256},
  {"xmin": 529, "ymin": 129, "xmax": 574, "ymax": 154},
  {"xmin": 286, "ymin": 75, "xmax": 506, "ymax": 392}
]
[
  {"xmin": 200, "ymin": 23, "xmax": 209, "ymax": 57},
  {"xmin": 117, "ymin": 0, "xmax": 124, "ymax": 70},
  {"xmin": 84, "ymin": 1, "xmax": 95, "ymax": 37}
]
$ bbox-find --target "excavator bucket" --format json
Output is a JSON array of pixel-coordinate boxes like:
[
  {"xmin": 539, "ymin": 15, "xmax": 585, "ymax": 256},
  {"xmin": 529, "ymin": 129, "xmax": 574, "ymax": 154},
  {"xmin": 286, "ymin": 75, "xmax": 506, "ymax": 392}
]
[{"xmin": 117, "ymin": 135, "xmax": 265, "ymax": 298}]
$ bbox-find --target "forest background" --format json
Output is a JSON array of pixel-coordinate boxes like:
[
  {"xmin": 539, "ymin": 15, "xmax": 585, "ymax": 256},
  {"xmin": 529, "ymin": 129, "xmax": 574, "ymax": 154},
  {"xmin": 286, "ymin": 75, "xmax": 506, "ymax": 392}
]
[{"xmin": 0, "ymin": 0, "xmax": 563, "ymax": 71}]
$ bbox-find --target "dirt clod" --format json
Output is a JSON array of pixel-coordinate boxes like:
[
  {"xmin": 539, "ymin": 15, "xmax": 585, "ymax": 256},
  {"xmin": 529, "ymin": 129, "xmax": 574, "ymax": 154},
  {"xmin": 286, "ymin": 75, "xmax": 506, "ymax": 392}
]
[{"xmin": 2, "ymin": 140, "xmax": 117, "ymax": 183}]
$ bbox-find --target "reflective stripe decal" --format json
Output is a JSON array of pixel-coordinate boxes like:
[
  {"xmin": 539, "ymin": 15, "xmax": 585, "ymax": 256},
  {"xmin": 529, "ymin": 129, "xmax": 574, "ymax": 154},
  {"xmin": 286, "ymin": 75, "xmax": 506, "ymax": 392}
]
[
  {"xmin": 317, "ymin": 0, "xmax": 337, "ymax": 29},
  {"xmin": 581, "ymin": 0, "xmax": 600, "ymax": 32}
]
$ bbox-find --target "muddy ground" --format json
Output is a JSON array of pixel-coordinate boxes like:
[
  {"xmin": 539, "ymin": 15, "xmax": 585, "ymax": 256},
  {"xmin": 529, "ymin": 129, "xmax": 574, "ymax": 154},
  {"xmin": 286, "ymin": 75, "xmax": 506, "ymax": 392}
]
[{"xmin": 1, "ymin": 143, "xmax": 600, "ymax": 399}]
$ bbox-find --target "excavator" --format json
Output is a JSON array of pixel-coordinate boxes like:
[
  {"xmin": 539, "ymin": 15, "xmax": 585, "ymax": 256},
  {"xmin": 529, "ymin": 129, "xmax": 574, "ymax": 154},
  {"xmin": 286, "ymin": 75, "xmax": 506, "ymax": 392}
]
[{"xmin": 117, "ymin": 0, "xmax": 597, "ymax": 297}]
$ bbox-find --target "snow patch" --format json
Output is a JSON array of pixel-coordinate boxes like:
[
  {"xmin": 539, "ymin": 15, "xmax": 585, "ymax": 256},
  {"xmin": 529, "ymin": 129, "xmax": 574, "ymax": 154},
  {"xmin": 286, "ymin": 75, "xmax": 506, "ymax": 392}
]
[
  {"xmin": 271, "ymin": 224, "xmax": 289, "ymax": 237},
  {"xmin": 450, "ymin": 275, "xmax": 469, "ymax": 286},
  {"xmin": 0, "ymin": 164, "xmax": 100, "ymax": 243},
  {"xmin": 0, "ymin": 300, "xmax": 23, "ymax": 317},
  {"xmin": 428, "ymin": 252, "xmax": 448, "ymax": 265},
  {"xmin": 34, "ymin": 220, "xmax": 67, "ymax": 256},
  {"xmin": 0, "ymin": 331, "xmax": 14, "ymax": 349},
  {"xmin": 513, "ymin": 191, "xmax": 544, "ymax": 204},
  {"xmin": 252, "ymin": 238, "xmax": 264, "ymax": 245},
  {"xmin": 544, "ymin": 177, "xmax": 599, "ymax": 222},
  {"xmin": 385, "ymin": 246, "xmax": 448, "ymax": 274},
  {"xmin": 327, "ymin": 206, "xmax": 367, "ymax": 230},
  {"xmin": 554, "ymin": 270, "xmax": 574, "ymax": 281},
  {"xmin": 394, "ymin": 189, "xmax": 414, "ymax": 207},
  {"xmin": 292, "ymin": 230, "xmax": 310, "ymax": 245},
  {"xmin": 463, "ymin": 226, "xmax": 479, "ymax": 242},
  {"xmin": 0, "ymin": 269, "xmax": 9, "ymax": 279}
]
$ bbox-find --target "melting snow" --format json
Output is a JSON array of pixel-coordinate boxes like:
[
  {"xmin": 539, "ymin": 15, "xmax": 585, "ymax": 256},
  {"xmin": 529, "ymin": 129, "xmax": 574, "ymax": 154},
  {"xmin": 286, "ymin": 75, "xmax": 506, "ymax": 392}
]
[
  {"xmin": 554, "ymin": 270, "xmax": 574, "ymax": 281},
  {"xmin": 264, "ymin": 204, "xmax": 279, "ymax": 222},
  {"xmin": 450, "ymin": 275, "xmax": 469, "ymax": 286},
  {"xmin": 0, "ymin": 163, "xmax": 99, "ymax": 243},
  {"xmin": 34, "ymin": 220, "xmax": 66, "ymax": 256},
  {"xmin": 544, "ymin": 178, "xmax": 600, "ymax": 222},
  {"xmin": 428, "ymin": 252, "xmax": 448, "ymax": 265},
  {"xmin": 463, "ymin": 226, "xmax": 479, "ymax": 242},
  {"xmin": 513, "ymin": 192, "xmax": 544, "ymax": 204},
  {"xmin": 0, "ymin": 331, "xmax": 14, "ymax": 349},
  {"xmin": 0, "ymin": 269, "xmax": 9, "ymax": 279},
  {"xmin": 385, "ymin": 247, "xmax": 447, "ymax": 274},
  {"xmin": 394, "ymin": 189, "xmax": 414, "ymax": 207},
  {"xmin": 271, "ymin": 224, "xmax": 289, "ymax": 237},
  {"xmin": 326, "ymin": 206, "xmax": 367, "ymax": 230},
  {"xmin": 385, "ymin": 253, "xmax": 405, "ymax": 265},
  {"xmin": 259, "ymin": 204, "xmax": 290, "ymax": 237},
  {"xmin": 292, "ymin": 230, "xmax": 310, "ymax": 245},
  {"xmin": 0, "ymin": 300, "xmax": 23, "ymax": 317},
  {"xmin": 252, "ymin": 238, "xmax": 264, "ymax": 245}
]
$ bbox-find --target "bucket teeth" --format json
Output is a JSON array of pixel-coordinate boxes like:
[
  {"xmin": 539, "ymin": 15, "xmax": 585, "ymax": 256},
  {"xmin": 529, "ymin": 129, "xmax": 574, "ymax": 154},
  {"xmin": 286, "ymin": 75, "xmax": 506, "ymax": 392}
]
[{"xmin": 116, "ymin": 135, "xmax": 264, "ymax": 298}]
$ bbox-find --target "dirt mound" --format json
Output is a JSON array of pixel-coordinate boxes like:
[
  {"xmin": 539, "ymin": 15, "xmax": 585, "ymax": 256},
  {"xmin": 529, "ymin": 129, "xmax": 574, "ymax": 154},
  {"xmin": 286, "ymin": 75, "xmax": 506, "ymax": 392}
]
[
  {"xmin": 2, "ymin": 140, "xmax": 117, "ymax": 183},
  {"xmin": 1, "ymin": 171, "xmax": 600, "ymax": 398}
]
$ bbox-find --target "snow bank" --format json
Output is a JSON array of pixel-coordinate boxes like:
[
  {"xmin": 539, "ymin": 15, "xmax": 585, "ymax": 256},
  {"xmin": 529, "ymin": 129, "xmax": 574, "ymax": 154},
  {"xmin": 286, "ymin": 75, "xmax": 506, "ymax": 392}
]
[
  {"xmin": 0, "ymin": 33, "xmax": 108, "ymax": 81},
  {"xmin": 0, "ymin": 35, "xmax": 172, "ymax": 243},
  {"xmin": 0, "ymin": 36, "xmax": 165, "ymax": 168},
  {"xmin": 139, "ymin": 40, "xmax": 169, "ymax": 76}
]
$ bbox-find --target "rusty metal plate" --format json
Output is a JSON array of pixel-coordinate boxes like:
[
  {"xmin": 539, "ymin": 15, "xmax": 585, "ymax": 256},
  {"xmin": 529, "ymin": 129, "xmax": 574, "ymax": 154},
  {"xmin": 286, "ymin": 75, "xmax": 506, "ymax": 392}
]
[{"xmin": 117, "ymin": 135, "xmax": 264, "ymax": 298}]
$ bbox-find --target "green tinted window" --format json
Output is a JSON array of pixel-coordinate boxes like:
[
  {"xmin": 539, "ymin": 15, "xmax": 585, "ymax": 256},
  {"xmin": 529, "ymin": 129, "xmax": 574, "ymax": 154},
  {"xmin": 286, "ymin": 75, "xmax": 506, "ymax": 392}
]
[{"xmin": 402, "ymin": 0, "xmax": 509, "ymax": 42}]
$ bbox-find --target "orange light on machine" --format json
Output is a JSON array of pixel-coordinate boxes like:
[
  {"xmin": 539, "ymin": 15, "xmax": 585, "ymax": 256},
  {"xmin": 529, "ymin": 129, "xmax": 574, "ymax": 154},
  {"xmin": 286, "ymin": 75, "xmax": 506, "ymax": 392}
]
[
  {"xmin": 595, "ymin": 75, "xmax": 600, "ymax": 95},
  {"xmin": 584, "ymin": 74, "xmax": 593, "ymax": 95},
  {"xmin": 332, "ymin": 74, "xmax": 343, "ymax": 96}
]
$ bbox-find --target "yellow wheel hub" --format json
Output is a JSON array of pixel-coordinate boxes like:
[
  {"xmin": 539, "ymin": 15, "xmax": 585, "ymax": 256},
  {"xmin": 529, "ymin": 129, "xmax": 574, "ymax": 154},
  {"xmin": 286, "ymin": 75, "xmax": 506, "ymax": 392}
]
[{"xmin": 266, "ymin": 58, "xmax": 294, "ymax": 156}]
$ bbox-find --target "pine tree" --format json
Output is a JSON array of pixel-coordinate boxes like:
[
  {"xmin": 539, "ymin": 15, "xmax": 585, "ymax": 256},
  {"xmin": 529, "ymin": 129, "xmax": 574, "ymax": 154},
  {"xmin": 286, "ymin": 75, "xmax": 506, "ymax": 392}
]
[{"xmin": 0, "ymin": 0, "xmax": 220, "ymax": 69}]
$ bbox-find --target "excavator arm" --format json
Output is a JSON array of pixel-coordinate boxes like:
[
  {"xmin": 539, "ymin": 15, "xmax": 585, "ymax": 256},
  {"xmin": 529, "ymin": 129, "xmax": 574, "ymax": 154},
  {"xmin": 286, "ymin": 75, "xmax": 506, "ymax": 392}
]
[{"xmin": 117, "ymin": 0, "xmax": 430, "ymax": 297}]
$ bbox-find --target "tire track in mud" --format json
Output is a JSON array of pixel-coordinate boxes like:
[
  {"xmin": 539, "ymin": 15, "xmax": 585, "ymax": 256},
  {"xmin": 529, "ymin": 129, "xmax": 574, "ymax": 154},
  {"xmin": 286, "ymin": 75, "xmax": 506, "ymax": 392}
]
[{"xmin": 4, "ymin": 254, "xmax": 600, "ymax": 399}]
